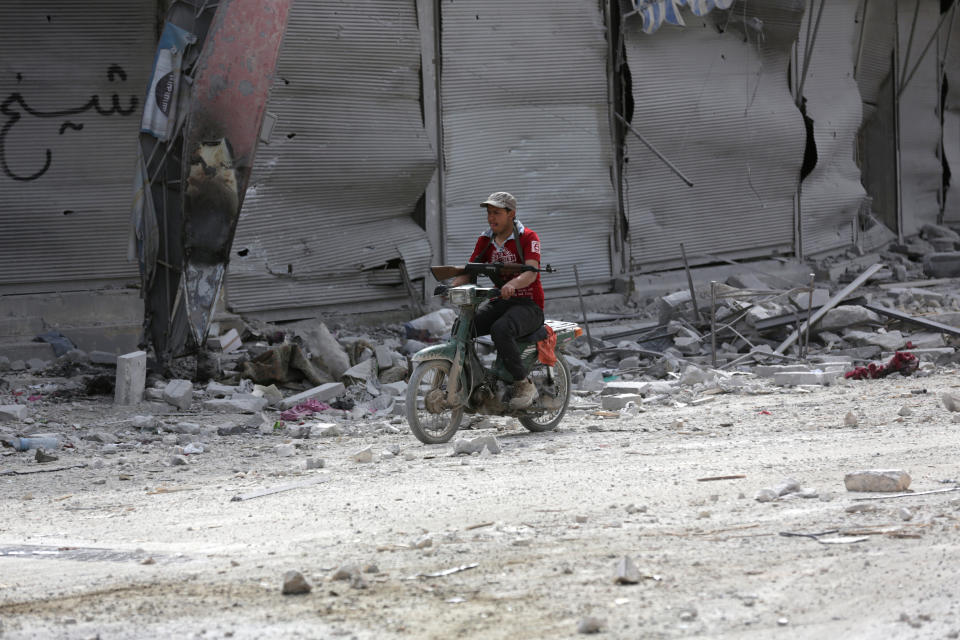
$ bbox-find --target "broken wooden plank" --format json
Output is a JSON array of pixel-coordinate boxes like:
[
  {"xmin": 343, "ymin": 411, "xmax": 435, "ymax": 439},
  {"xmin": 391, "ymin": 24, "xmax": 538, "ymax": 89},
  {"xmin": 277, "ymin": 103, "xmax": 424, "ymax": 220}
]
[
  {"xmin": 775, "ymin": 264, "xmax": 883, "ymax": 354},
  {"xmin": 230, "ymin": 475, "xmax": 330, "ymax": 502},
  {"xmin": 863, "ymin": 304, "xmax": 960, "ymax": 337},
  {"xmin": 697, "ymin": 474, "xmax": 746, "ymax": 482},
  {"xmin": 0, "ymin": 463, "xmax": 87, "ymax": 476}
]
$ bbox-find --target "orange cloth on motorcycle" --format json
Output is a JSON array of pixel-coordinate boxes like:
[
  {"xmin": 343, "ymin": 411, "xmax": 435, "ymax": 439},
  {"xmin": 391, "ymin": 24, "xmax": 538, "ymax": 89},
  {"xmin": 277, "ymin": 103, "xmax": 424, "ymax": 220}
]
[{"xmin": 537, "ymin": 325, "xmax": 558, "ymax": 366}]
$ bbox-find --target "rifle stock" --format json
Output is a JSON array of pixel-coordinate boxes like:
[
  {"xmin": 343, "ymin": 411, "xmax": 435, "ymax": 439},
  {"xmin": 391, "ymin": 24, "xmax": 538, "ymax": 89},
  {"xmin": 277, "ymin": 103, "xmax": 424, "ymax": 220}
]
[{"xmin": 430, "ymin": 263, "xmax": 535, "ymax": 282}]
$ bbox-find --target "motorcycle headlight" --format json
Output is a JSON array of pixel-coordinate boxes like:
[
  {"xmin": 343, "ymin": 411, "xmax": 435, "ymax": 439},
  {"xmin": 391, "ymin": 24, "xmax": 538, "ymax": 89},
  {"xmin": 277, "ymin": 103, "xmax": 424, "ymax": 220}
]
[{"xmin": 449, "ymin": 288, "xmax": 471, "ymax": 305}]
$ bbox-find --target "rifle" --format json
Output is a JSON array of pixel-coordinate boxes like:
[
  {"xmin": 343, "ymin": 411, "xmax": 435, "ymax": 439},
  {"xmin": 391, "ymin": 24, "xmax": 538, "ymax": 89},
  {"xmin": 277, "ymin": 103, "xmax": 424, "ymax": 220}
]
[{"xmin": 430, "ymin": 262, "xmax": 556, "ymax": 282}]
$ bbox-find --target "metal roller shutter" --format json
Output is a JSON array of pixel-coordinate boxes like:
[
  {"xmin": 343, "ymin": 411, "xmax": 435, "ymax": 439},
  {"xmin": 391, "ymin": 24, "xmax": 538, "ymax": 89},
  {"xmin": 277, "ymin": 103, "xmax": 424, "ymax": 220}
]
[
  {"xmin": 0, "ymin": 2, "xmax": 155, "ymax": 292},
  {"xmin": 440, "ymin": 0, "xmax": 617, "ymax": 289}
]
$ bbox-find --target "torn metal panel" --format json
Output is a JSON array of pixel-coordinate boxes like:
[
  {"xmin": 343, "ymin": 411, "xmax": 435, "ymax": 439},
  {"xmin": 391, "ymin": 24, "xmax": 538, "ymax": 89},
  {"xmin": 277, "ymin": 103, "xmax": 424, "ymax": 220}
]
[
  {"xmin": 0, "ymin": 1, "xmax": 154, "ymax": 292},
  {"xmin": 228, "ymin": 0, "xmax": 435, "ymax": 314},
  {"xmin": 441, "ymin": 0, "xmax": 616, "ymax": 289},
  {"xmin": 797, "ymin": 0, "xmax": 868, "ymax": 256},
  {"xmin": 624, "ymin": 3, "xmax": 805, "ymax": 270},
  {"xmin": 897, "ymin": 0, "xmax": 944, "ymax": 234}
]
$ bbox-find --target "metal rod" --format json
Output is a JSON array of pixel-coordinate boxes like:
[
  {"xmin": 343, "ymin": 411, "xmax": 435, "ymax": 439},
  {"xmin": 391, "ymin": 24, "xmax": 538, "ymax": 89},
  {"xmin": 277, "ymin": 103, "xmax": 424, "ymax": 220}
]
[
  {"xmin": 614, "ymin": 113, "xmax": 695, "ymax": 187},
  {"xmin": 573, "ymin": 265, "xmax": 594, "ymax": 358},
  {"xmin": 710, "ymin": 281, "xmax": 717, "ymax": 368},
  {"xmin": 804, "ymin": 272, "xmax": 815, "ymax": 358},
  {"xmin": 894, "ymin": 1, "xmax": 905, "ymax": 243},
  {"xmin": 796, "ymin": 0, "xmax": 826, "ymax": 105},
  {"xmin": 898, "ymin": 3, "xmax": 956, "ymax": 97},
  {"xmin": 899, "ymin": 0, "xmax": 921, "ymax": 89},
  {"xmin": 853, "ymin": 0, "xmax": 870, "ymax": 80},
  {"xmin": 679, "ymin": 243, "xmax": 701, "ymax": 323}
]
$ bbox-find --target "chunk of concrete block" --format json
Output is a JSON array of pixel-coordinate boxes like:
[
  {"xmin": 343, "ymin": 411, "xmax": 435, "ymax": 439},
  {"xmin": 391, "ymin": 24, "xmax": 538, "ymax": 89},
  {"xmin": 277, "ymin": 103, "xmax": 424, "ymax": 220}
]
[
  {"xmin": 600, "ymin": 381, "xmax": 648, "ymax": 396},
  {"xmin": 923, "ymin": 252, "xmax": 960, "ymax": 278},
  {"xmin": 203, "ymin": 397, "xmax": 268, "ymax": 413},
  {"xmin": 601, "ymin": 394, "xmax": 643, "ymax": 410},
  {"xmin": 375, "ymin": 345, "xmax": 393, "ymax": 370},
  {"xmin": 773, "ymin": 371, "xmax": 837, "ymax": 386},
  {"xmin": 0, "ymin": 405, "xmax": 28, "ymax": 422},
  {"xmin": 754, "ymin": 364, "xmax": 813, "ymax": 378},
  {"xmin": 162, "ymin": 379, "xmax": 193, "ymax": 411},
  {"xmin": 844, "ymin": 469, "xmax": 911, "ymax": 492},
  {"xmin": 301, "ymin": 322, "xmax": 351, "ymax": 379},
  {"xmin": 818, "ymin": 306, "xmax": 880, "ymax": 331},
  {"xmin": 278, "ymin": 382, "xmax": 345, "ymax": 410},
  {"xmin": 114, "ymin": 351, "xmax": 147, "ymax": 405}
]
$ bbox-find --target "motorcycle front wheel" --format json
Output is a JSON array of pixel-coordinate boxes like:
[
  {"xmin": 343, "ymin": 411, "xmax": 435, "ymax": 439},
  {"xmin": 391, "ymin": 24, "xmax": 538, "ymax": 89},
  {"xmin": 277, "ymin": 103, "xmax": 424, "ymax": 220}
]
[
  {"xmin": 520, "ymin": 355, "xmax": 571, "ymax": 432},
  {"xmin": 406, "ymin": 360, "xmax": 464, "ymax": 444}
]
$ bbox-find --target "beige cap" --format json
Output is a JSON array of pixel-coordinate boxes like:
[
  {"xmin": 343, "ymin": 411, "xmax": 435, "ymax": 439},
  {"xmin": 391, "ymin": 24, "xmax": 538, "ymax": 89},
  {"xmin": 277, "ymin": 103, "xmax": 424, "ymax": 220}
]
[{"xmin": 480, "ymin": 191, "xmax": 517, "ymax": 211}]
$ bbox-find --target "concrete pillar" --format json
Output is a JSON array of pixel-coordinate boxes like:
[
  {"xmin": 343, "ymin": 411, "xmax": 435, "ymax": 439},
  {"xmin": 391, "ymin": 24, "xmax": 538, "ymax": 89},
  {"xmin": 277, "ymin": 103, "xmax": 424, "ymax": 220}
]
[{"xmin": 114, "ymin": 350, "xmax": 147, "ymax": 405}]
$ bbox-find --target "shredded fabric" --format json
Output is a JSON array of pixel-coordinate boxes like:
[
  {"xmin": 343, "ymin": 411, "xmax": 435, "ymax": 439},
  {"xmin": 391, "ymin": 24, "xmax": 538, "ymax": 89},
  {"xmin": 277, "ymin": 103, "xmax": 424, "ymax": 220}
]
[
  {"xmin": 537, "ymin": 325, "xmax": 558, "ymax": 366},
  {"xmin": 845, "ymin": 344, "xmax": 918, "ymax": 380},
  {"xmin": 280, "ymin": 398, "xmax": 331, "ymax": 421}
]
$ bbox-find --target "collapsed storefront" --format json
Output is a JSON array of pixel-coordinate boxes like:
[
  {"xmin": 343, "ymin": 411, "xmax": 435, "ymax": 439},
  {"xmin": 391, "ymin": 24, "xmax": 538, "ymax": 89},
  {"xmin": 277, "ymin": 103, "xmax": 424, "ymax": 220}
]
[{"xmin": 0, "ymin": 0, "xmax": 957, "ymax": 363}]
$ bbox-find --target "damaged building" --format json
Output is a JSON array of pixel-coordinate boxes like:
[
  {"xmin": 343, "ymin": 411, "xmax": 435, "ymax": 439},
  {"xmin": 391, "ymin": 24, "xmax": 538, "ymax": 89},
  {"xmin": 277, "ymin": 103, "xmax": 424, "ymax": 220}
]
[{"xmin": 0, "ymin": 0, "xmax": 958, "ymax": 364}]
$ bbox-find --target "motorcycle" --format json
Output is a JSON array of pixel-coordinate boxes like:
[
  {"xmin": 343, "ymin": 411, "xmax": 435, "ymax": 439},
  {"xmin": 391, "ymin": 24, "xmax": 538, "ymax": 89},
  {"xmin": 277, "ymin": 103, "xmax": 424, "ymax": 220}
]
[{"xmin": 405, "ymin": 262, "xmax": 583, "ymax": 444}]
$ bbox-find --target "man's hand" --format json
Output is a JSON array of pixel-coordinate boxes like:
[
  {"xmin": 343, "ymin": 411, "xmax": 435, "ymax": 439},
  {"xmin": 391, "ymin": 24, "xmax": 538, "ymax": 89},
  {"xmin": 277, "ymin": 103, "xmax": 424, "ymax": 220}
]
[{"xmin": 501, "ymin": 282, "xmax": 516, "ymax": 299}]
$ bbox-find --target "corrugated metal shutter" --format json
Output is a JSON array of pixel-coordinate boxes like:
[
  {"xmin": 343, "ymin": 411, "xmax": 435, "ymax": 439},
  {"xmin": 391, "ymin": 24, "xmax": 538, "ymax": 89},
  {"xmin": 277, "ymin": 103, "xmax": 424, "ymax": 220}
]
[
  {"xmin": 944, "ymin": 9, "xmax": 960, "ymax": 222},
  {"xmin": 623, "ymin": 4, "xmax": 805, "ymax": 270},
  {"xmin": 227, "ymin": 0, "xmax": 436, "ymax": 315},
  {"xmin": 855, "ymin": 0, "xmax": 896, "ymax": 110},
  {"xmin": 440, "ymin": 0, "xmax": 616, "ymax": 289},
  {"xmin": 897, "ymin": 0, "xmax": 943, "ymax": 235},
  {"xmin": 797, "ymin": 0, "xmax": 867, "ymax": 256},
  {"xmin": 0, "ymin": 2, "xmax": 155, "ymax": 291}
]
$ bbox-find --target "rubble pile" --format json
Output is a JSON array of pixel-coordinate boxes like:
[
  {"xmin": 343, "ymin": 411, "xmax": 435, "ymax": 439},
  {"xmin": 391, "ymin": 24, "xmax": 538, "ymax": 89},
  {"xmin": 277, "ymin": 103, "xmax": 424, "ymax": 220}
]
[{"xmin": 3, "ymin": 225, "xmax": 960, "ymax": 456}]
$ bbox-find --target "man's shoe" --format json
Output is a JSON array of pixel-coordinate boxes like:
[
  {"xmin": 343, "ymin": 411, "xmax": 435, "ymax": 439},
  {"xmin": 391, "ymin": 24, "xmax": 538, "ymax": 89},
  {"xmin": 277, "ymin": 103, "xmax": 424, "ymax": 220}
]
[{"xmin": 509, "ymin": 377, "xmax": 537, "ymax": 410}]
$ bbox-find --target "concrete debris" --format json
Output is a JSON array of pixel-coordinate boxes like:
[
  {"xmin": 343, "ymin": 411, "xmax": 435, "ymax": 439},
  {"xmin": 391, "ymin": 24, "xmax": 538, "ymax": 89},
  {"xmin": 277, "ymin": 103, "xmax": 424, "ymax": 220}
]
[
  {"xmin": 452, "ymin": 436, "xmax": 501, "ymax": 456},
  {"xmin": 351, "ymin": 446, "xmax": 374, "ymax": 463},
  {"xmin": 844, "ymin": 469, "xmax": 911, "ymax": 492},
  {"xmin": 942, "ymin": 393, "xmax": 960, "ymax": 412},
  {"xmin": 114, "ymin": 351, "xmax": 147, "ymax": 406},
  {"xmin": 281, "ymin": 570, "xmax": 311, "ymax": 595},
  {"xmin": 613, "ymin": 555, "xmax": 642, "ymax": 584},
  {"xmin": 162, "ymin": 379, "xmax": 193, "ymax": 411},
  {"xmin": 844, "ymin": 412, "xmax": 859, "ymax": 427},
  {"xmin": 577, "ymin": 617, "xmax": 605, "ymax": 634},
  {"xmin": 0, "ymin": 405, "xmax": 28, "ymax": 422},
  {"xmin": 278, "ymin": 382, "xmax": 345, "ymax": 411},
  {"xmin": 203, "ymin": 397, "xmax": 268, "ymax": 414}
]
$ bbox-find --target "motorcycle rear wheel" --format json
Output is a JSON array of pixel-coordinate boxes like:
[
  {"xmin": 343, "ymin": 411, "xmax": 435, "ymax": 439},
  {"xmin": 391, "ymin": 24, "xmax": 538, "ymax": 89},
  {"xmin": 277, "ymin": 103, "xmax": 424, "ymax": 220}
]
[
  {"xmin": 519, "ymin": 355, "xmax": 571, "ymax": 432},
  {"xmin": 406, "ymin": 360, "xmax": 464, "ymax": 444}
]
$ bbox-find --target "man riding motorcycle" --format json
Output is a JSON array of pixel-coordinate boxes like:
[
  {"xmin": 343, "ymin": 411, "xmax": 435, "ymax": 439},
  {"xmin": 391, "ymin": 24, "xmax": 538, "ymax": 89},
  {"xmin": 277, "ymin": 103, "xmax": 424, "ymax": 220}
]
[{"xmin": 451, "ymin": 191, "xmax": 544, "ymax": 409}]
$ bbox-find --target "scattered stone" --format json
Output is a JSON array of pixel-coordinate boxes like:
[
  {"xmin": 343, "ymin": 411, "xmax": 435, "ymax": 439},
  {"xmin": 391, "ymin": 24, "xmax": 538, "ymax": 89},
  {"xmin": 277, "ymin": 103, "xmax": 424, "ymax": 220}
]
[
  {"xmin": 844, "ymin": 412, "xmax": 859, "ymax": 427},
  {"xmin": 281, "ymin": 570, "xmax": 312, "ymax": 595},
  {"xmin": 319, "ymin": 424, "xmax": 343, "ymax": 437},
  {"xmin": 275, "ymin": 444, "xmax": 296, "ymax": 457},
  {"xmin": 772, "ymin": 478, "xmax": 801, "ymax": 496},
  {"xmin": 601, "ymin": 393, "xmax": 643, "ymax": 410},
  {"xmin": 253, "ymin": 384, "xmax": 283, "ymax": 407},
  {"xmin": 898, "ymin": 507, "xmax": 914, "ymax": 521},
  {"xmin": 577, "ymin": 616, "xmax": 604, "ymax": 634},
  {"xmin": 575, "ymin": 515, "xmax": 588, "ymax": 523},
  {"xmin": 414, "ymin": 535, "xmax": 433, "ymax": 549},
  {"xmin": 278, "ymin": 382, "xmax": 345, "ymax": 411},
  {"xmin": 0, "ymin": 405, "xmax": 28, "ymax": 422},
  {"xmin": 162, "ymin": 379, "xmax": 193, "ymax": 411},
  {"xmin": 114, "ymin": 351, "xmax": 147, "ymax": 405},
  {"xmin": 898, "ymin": 406, "xmax": 913, "ymax": 417},
  {"xmin": 305, "ymin": 458, "xmax": 325, "ymax": 470},
  {"xmin": 351, "ymin": 446, "xmax": 374, "ymax": 463},
  {"xmin": 35, "ymin": 449, "xmax": 58, "ymax": 463},
  {"xmin": 614, "ymin": 556, "xmax": 642, "ymax": 584},
  {"xmin": 844, "ymin": 469, "xmax": 911, "ymax": 492},
  {"xmin": 141, "ymin": 556, "xmax": 156, "ymax": 565},
  {"xmin": 331, "ymin": 564, "xmax": 360, "ymax": 581},
  {"xmin": 796, "ymin": 487, "xmax": 819, "ymax": 499},
  {"xmin": 164, "ymin": 422, "xmax": 201, "ymax": 435},
  {"xmin": 26, "ymin": 358, "xmax": 47, "ymax": 371},
  {"xmin": 301, "ymin": 322, "xmax": 351, "ymax": 379},
  {"xmin": 942, "ymin": 393, "xmax": 960, "ymax": 412},
  {"xmin": 818, "ymin": 305, "xmax": 881, "ymax": 331},
  {"xmin": 452, "ymin": 436, "xmax": 501, "ymax": 455},
  {"xmin": 845, "ymin": 503, "xmax": 878, "ymax": 513},
  {"xmin": 679, "ymin": 608, "xmax": 698, "ymax": 622},
  {"xmin": 181, "ymin": 442, "xmax": 204, "ymax": 455},
  {"xmin": 169, "ymin": 455, "xmax": 188, "ymax": 466},
  {"xmin": 754, "ymin": 488, "xmax": 779, "ymax": 503}
]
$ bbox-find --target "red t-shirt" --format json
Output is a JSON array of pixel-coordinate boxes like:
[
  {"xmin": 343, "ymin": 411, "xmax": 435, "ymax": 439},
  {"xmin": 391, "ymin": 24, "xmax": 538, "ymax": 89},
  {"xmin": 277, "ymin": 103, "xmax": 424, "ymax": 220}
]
[{"xmin": 469, "ymin": 222, "xmax": 544, "ymax": 310}]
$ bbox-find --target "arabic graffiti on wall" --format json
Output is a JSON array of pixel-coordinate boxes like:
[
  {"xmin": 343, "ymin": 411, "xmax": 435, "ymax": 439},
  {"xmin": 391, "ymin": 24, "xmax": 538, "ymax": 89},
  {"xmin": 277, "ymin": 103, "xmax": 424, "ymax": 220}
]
[{"xmin": 1, "ymin": 64, "xmax": 138, "ymax": 182}]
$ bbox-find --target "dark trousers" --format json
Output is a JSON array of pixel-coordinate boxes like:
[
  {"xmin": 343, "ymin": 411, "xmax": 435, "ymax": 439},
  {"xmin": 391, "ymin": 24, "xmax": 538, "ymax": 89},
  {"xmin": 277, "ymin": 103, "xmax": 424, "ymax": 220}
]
[{"xmin": 473, "ymin": 298, "xmax": 544, "ymax": 381}]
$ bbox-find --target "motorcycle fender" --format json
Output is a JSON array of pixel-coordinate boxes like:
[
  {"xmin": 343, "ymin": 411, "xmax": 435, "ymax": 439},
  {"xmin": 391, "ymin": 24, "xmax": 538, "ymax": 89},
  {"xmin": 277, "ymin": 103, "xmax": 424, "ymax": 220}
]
[{"xmin": 411, "ymin": 343, "xmax": 458, "ymax": 364}]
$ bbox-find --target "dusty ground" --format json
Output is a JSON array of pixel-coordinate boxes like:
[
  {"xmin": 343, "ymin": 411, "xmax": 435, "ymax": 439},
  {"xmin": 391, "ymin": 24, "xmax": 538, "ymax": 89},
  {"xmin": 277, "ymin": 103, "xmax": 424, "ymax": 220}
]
[{"xmin": 2, "ymin": 365, "xmax": 960, "ymax": 639}]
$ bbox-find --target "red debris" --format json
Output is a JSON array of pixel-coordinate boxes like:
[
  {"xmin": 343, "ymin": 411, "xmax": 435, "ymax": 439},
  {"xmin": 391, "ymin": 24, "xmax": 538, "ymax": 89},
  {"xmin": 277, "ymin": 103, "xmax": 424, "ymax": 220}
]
[
  {"xmin": 280, "ymin": 398, "xmax": 331, "ymax": 421},
  {"xmin": 845, "ymin": 344, "xmax": 919, "ymax": 380}
]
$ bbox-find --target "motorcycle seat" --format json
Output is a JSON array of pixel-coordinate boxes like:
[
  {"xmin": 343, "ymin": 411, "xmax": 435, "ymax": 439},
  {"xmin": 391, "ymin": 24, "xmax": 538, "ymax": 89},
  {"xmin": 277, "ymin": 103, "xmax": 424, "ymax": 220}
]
[{"xmin": 518, "ymin": 325, "xmax": 548, "ymax": 344}]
